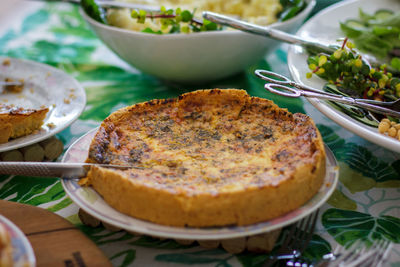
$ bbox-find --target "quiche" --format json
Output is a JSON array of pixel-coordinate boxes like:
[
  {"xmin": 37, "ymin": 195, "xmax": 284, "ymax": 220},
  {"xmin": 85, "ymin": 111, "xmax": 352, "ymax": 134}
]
[
  {"xmin": 0, "ymin": 104, "xmax": 49, "ymax": 143},
  {"xmin": 83, "ymin": 89, "xmax": 326, "ymax": 227}
]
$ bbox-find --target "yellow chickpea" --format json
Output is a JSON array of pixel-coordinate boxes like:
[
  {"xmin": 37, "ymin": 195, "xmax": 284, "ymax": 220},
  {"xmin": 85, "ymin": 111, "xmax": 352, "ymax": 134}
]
[
  {"xmin": 395, "ymin": 124, "xmax": 400, "ymax": 130},
  {"xmin": 378, "ymin": 121, "xmax": 390, "ymax": 133},
  {"xmin": 388, "ymin": 127, "xmax": 397, "ymax": 138}
]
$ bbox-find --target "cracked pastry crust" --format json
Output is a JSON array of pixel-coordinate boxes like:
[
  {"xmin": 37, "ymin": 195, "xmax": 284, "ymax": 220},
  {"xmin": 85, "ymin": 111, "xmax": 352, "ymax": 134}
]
[
  {"xmin": 0, "ymin": 104, "xmax": 49, "ymax": 144},
  {"xmin": 83, "ymin": 89, "xmax": 326, "ymax": 227}
]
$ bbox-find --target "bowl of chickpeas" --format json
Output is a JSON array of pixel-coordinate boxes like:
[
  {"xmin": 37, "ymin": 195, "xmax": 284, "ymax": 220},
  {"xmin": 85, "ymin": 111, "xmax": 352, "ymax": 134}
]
[{"xmin": 81, "ymin": 0, "xmax": 315, "ymax": 83}]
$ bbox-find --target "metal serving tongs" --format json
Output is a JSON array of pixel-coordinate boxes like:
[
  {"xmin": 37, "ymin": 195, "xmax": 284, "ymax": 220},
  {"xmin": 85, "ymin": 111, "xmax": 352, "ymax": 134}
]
[
  {"xmin": 255, "ymin": 69, "xmax": 400, "ymax": 118},
  {"xmin": 0, "ymin": 162, "xmax": 140, "ymax": 179},
  {"xmin": 203, "ymin": 11, "xmax": 392, "ymax": 71}
]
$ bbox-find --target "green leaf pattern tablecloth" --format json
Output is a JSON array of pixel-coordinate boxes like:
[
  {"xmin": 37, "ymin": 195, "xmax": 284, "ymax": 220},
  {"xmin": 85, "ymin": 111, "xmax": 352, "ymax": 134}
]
[{"xmin": 1, "ymin": 2, "xmax": 400, "ymax": 266}]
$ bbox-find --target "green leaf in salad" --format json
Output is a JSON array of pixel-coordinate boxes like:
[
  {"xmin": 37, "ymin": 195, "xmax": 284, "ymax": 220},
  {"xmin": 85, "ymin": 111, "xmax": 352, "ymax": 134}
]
[
  {"xmin": 203, "ymin": 19, "xmax": 218, "ymax": 31},
  {"xmin": 341, "ymin": 8, "xmax": 400, "ymax": 73},
  {"xmin": 391, "ymin": 57, "xmax": 400, "ymax": 71},
  {"xmin": 374, "ymin": 9, "xmax": 395, "ymax": 21},
  {"xmin": 340, "ymin": 20, "xmax": 367, "ymax": 38},
  {"xmin": 351, "ymin": 32, "xmax": 392, "ymax": 58},
  {"xmin": 142, "ymin": 27, "xmax": 163, "ymax": 34},
  {"xmin": 358, "ymin": 8, "xmax": 376, "ymax": 23},
  {"xmin": 80, "ymin": 0, "xmax": 107, "ymax": 24},
  {"xmin": 278, "ymin": 0, "xmax": 306, "ymax": 21},
  {"xmin": 180, "ymin": 10, "xmax": 193, "ymax": 22},
  {"xmin": 372, "ymin": 25, "xmax": 400, "ymax": 36},
  {"xmin": 131, "ymin": 6, "xmax": 221, "ymax": 34}
]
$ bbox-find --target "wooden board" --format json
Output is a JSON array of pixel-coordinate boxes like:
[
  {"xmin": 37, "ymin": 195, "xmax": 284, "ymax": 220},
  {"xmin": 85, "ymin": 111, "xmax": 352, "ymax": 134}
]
[{"xmin": 0, "ymin": 200, "xmax": 112, "ymax": 267}]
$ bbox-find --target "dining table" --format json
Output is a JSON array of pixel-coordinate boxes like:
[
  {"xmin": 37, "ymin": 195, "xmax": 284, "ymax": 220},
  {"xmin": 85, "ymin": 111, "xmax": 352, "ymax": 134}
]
[{"xmin": 0, "ymin": 0, "xmax": 400, "ymax": 266}]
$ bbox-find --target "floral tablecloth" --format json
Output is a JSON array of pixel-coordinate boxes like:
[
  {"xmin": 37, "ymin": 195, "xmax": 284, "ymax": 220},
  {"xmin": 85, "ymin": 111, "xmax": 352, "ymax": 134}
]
[{"xmin": 1, "ymin": 1, "xmax": 400, "ymax": 266}]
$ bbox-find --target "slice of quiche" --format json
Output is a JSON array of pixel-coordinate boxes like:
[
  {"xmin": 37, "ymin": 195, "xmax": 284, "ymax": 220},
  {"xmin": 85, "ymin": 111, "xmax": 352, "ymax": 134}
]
[{"xmin": 0, "ymin": 104, "xmax": 49, "ymax": 143}]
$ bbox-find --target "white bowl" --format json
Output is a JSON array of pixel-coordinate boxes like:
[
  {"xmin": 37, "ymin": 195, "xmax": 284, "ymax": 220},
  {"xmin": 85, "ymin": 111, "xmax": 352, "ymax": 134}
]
[{"xmin": 81, "ymin": 1, "xmax": 315, "ymax": 83}]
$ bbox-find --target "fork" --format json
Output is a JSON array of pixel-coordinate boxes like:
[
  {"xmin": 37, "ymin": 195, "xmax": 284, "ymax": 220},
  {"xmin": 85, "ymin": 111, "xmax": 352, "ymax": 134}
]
[
  {"xmin": 317, "ymin": 238, "xmax": 393, "ymax": 267},
  {"xmin": 263, "ymin": 209, "xmax": 320, "ymax": 267}
]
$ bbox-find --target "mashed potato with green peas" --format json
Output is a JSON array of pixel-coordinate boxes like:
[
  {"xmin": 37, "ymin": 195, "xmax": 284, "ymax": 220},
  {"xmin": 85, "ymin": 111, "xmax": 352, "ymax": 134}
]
[{"xmin": 107, "ymin": 0, "xmax": 283, "ymax": 33}]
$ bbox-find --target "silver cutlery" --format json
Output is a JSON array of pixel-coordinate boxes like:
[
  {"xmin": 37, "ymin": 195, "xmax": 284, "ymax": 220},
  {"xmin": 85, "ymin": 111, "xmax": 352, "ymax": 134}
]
[
  {"xmin": 0, "ymin": 161, "xmax": 138, "ymax": 179},
  {"xmin": 316, "ymin": 238, "xmax": 393, "ymax": 267},
  {"xmin": 255, "ymin": 69, "xmax": 400, "ymax": 118},
  {"xmin": 203, "ymin": 11, "xmax": 391, "ymax": 72},
  {"xmin": 264, "ymin": 209, "xmax": 319, "ymax": 266}
]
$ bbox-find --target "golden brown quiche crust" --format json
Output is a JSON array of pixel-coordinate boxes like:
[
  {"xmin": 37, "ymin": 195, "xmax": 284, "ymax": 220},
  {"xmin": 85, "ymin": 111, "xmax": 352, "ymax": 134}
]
[{"xmin": 84, "ymin": 89, "xmax": 326, "ymax": 227}]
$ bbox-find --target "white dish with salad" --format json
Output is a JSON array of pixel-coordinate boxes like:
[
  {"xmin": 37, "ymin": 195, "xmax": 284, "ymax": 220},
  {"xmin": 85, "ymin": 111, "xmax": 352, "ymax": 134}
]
[
  {"xmin": 288, "ymin": 0, "xmax": 400, "ymax": 153},
  {"xmin": 80, "ymin": 0, "xmax": 315, "ymax": 83}
]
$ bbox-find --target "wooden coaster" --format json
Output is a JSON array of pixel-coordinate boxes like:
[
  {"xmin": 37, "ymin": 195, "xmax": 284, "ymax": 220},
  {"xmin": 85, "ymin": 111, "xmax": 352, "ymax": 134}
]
[{"xmin": 0, "ymin": 200, "xmax": 112, "ymax": 267}]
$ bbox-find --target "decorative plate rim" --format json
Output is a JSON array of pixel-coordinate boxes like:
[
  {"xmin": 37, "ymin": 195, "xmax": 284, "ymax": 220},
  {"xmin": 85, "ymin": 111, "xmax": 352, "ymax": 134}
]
[
  {"xmin": 61, "ymin": 128, "xmax": 338, "ymax": 240},
  {"xmin": 0, "ymin": 214, "xmax": 36, "ymax": 267}
]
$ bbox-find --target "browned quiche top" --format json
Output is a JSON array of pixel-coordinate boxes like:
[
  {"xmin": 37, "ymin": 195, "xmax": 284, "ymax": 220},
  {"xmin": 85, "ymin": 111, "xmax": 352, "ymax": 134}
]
[{"xmin": 87, "ymin": 89, "xmax": 324, "ymax": 196}]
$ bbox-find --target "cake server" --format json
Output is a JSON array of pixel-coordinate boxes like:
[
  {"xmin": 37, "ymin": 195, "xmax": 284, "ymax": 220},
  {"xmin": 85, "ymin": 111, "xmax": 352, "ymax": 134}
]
[{"xmin": 0, "ymin": 162, "xmax": 139, "ymax": 179}]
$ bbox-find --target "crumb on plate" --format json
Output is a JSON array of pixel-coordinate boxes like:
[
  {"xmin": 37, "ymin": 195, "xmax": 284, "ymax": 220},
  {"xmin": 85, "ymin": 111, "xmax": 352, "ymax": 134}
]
[
  {"xmin": 2, "ymin": 58, "xmax": 10, "ymax": 66},
  {"xmin": 3, "ymin": 78, "xmax": 24, "ymax": 93},
  {"xmin": 46, "ymin": 122, "xmax": 56, "ymax": 129}
]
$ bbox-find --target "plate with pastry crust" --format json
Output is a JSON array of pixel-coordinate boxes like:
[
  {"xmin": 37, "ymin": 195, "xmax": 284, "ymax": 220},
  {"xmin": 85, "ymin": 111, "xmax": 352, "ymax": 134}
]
[
  {"xmin": 62, "ymin": 90, "xmax": 338, "ymax": 240},
  {"xmin": 0, "ymin": 56, "xmax": 86, "ymax": 152}
]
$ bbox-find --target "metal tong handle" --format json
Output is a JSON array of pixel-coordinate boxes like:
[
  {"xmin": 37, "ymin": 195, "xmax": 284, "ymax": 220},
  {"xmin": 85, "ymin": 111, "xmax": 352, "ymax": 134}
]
[
  {"xmin": 255, "ymin": 70, "xmax": 400, "ymax": 118},
  {"xmin": 0, "ymin": 162, "xmax": 87, "ymax": 178},
  {"xmin": 202, "ymin": 11, "xmax": 390, "ymax": 71},
  {"xmin": 0, "ymin": 162, "xmax": 133, "ymax": 178},
  {"xmin": 202, "ymin": 11, "xmax": 335, "ymax": 55}
]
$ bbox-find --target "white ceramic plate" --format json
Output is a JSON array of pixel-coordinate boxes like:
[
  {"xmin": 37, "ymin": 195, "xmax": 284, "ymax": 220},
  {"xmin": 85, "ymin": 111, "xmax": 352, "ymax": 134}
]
[
  {"xmin": 287, "ymin": 0, "xmax": 400, "ymax": 153},
  {"xmin": 62, "ymin": 128, "xmax": 338, "ymax": 240},
  {"xmin": 0, "ymin": 215, "xmax": 36, "ymax": 267},
  {"xmin": 0, "ymin": 56, "xmax": 86, "ymax": 152}
]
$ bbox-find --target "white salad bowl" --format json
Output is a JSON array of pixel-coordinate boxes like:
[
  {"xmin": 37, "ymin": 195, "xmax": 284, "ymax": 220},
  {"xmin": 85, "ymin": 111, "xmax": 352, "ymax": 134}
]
[{"xmin": 81, "ymin": 0, "xmax": 315, "ymax": 83}]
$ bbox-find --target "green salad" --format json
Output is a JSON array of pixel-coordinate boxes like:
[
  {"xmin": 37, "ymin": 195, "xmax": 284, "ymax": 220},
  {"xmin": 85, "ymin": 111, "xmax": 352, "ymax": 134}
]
[
  {"xmin": 340, "ymin": 9, "xmax": 400, "ymax": 70},
  {"xmin": 81, "ymin": 0, "xmax": 308, "ymax": 34},
  {"xmin": 306, "ymin": 9, "xmax": 400, "ymax": 127}
]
